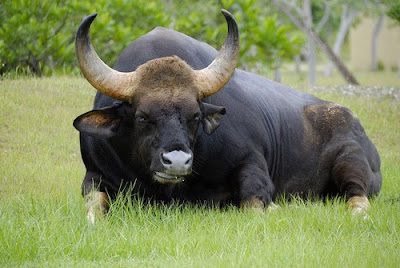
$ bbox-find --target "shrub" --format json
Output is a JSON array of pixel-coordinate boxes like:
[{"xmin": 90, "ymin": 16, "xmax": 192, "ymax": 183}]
[
  {"xmin": 1, "ymin": 0, "xmax": 303, "ymax": 76},
  {"xmin": 0, "ymin": 0, "xmax": 169, "ymax": 76}
]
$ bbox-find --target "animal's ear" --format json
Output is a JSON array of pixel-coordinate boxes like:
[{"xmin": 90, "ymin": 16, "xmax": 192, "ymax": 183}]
[
  {"xmin": 73, "ymin": 103, "xmax": 128, "ymax": 138},
  {"xmin": 201, "ymin": 102, "xmax": 226, "ymax": 134}
]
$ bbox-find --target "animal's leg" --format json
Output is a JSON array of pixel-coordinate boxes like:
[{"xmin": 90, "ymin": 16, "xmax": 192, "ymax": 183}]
[
  {"xmin": 234, "ymin": 163, "xmax": 276, "ymax": 211},
  {"xmin": 331, "ymin": 144, "xmax": 374, "ymax": 214},
  {"xmin": 85, "ymin": 190, "xmax": 109, "ymax": 224},
  {"xmin": 81, "ymin": 171, "xmax": 109, "ymax": 223}
]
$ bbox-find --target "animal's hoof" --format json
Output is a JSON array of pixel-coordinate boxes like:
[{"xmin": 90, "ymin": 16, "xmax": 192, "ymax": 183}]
[
  {"xmin": 267, "ymin": 202, "xmax": 282, "ymax": 212},
  {"xmin": 348, "ymin": 196, "xmax": 370, "ymax": 220},
  {"xmin": 241, "ymin": 197, "xmax": 265, "ymax": 212},
  {"xmin": 87, "ymin": 210, "xmax": 96, "ymax": 224},
  {"xmin": 85, "ymin": 191, "xmax": 109, "ymax": 224}
]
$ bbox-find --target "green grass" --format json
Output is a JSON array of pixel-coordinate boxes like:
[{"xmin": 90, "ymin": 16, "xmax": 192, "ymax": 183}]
[{"xmin": 0, "ymin": 75, "xmax": 399, "ymax": 267}]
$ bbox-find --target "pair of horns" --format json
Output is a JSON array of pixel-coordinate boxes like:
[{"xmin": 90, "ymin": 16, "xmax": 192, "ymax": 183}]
[{"xmin": 75, "ymin": 10, "xmax": 239, "ymax": 101}]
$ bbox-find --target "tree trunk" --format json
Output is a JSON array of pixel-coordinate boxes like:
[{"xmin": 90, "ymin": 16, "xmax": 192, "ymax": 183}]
[
  {"xmin": 272, "ymin": 0, "xmax": 359, "ymax": 85},
  {"xmin": 310, "ymin": 28, "xmax": 359, "ymax": 85},
  {"xmin": 274, "ymin": 68, "xmax": 282, "ymax": 82},
  {"xmin": 272, "ymin": 57, "xmax": 282, "ymax": 82},
  {"xmin": 372, "ymin": 15, "xmax": 384, "ymax": 71},
  {"xmin": 398, "ymin": 57, "xmax": 400, "ymax": 78},
  {"xmin": 303, "ymin": 0, "xmax": 315, "ymax": 85},
  {"xmin": 325, "ymin": 5, "xmax": 358, "ymax": 76},
  {"xmin": 27, "ymin": 53, "xmax": 42, "ymax": 76},
  {"xmin": 315, "ymin": 1, "xmax": 330, "ymax": 33},
  {"xmin": 294, "ymin": 55, "xmax": 301, "ymax": 73}
]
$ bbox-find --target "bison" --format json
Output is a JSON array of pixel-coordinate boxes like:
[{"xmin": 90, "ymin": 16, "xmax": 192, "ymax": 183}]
[{"xmin": 73, "ymin": 10, "xmax": 382, "ymax": 222}]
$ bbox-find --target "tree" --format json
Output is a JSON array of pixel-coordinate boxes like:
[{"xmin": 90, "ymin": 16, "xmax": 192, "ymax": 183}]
[
  {"xmin": 355, "ymin": 0, "xmax": 395, "ymax": 72},
  {"xmin": 371, "ymin": 15, "xmax": 385, "ymax": 71},
  {"xmin": 386, "ymin": 2, "xmax": 400, "ymax": 77},
  {"xmin": 166, "ymin": 0, "xmax": 304, "ymax": 81},
  {"xmin": 324, "ymin": 3, "xmax": 359, "ymax": 76},
  {"xmin": 386, "ymin": 3, "xmax": 400, "ymax": 22},
  {"xmin": 303, "ymin": 0, "xmax": 316, "ymax": 84},
  {"xmin": 0, "ymin": 0, "xmax": 170, "ymax": 76},
  {"xmin": 272, "ymin": 0, "xmax": 360, "ymax": 85},
  {"xmin": 0, "ymin": 1, "xmax": 77, "ymax": 76},
  {"xmin": 1, "ymin": 0, "xmax": 303, "ymax": 78}
]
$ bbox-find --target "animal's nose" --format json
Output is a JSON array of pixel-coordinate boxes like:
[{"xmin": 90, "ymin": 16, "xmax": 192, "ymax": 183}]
[{"xmin": 160, "ymin": 150, "xmax": 193, "ymax": 174}]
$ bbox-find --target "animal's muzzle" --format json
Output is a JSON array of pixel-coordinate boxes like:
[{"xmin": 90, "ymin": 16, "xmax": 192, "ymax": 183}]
[
  {"xmin": 153, "ymin": 150, "xmax": 193, "ymax": 184},
  {"xmin": 160, "ymin": 150, "xmax": 193, "ymax": 175}
]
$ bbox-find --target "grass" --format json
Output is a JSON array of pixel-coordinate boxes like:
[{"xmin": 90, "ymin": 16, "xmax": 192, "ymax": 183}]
[{"xmin": 0, "ymin": 74, "xmax": 399, "ymax": 267}]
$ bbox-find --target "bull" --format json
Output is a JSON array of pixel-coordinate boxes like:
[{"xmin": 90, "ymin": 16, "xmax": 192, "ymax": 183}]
[{"xmin": 73, "ymin": 10, "xmax": 382, "ymax": 222}]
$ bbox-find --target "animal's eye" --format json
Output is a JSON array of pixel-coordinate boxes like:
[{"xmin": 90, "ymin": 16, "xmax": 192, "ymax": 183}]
[
  {"xmin": 189, "ymin": 113, "xmax": 200, "ymax": 122},
  {"xmin": 135, "ymin": 114, "xmax": 150, "ymax": 124}
]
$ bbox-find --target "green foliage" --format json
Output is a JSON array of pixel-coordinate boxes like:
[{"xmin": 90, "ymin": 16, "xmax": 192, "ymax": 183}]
[
  {"xmin": 1, "ymin": 0, "xmax": 303, "ymax": 76},
  {"xmin": 227, "ymin": 0, "xmax": 304, "ymax": 70},
  {"xmin": 73, "ymin": 0, "xmax": 170, "ymax": 70},
  {"xmin": 242, "ymin": 14, "xmax": 304, "ymax": 70},
  {"xmin": 0, "ymin": 0, "xmax": 78, "ymax": 76},
  {"xmin": 168, "ymin": 0, "xmax": 304, "ymax": 71},
  {"xmin": 310, "ymin": 1, "xmax": 341, "ymax": 40},
  {"xmin": 0, "ymin": 0, "xmax": 169, "ymax": 76},
  {"xmin": 387, "ymin": 3, "xmax": 400, "ymax": 23}
]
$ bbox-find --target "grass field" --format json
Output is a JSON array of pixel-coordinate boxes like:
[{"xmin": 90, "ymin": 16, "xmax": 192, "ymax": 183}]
[{"xmin": 0, "ymin": 75, "xmax": 399, "ymax": 267}]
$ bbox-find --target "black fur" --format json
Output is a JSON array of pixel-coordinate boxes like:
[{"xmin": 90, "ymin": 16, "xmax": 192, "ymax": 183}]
[{"xmin": 75, "ymin": 27, "xmax": 382, "ymax": 206}]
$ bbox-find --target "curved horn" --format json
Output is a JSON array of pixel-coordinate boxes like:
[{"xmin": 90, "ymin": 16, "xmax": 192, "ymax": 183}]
[
  {"xmin": 75, "ymin": 13, "xmax": 137, "ymax": 101},
  {"xmin": 195, "ymin": 9, "xmax": 240, "ymax": 99}
]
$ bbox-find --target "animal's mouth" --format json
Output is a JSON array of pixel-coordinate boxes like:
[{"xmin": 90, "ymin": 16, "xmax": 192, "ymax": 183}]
[{"xmin": 153, "ymin": 171, "xmax": 185, "ymax": 184}]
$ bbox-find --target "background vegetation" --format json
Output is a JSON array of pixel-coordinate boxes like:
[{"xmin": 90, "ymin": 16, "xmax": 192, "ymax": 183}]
[
  {"xmin": 2, "ymin": 0, "xmax": 398, "ymax": 83},
  {"xmin": 0, "ymin": 0, "xmax": 304, "ymax": 77},
  {"xmin": 0, "ymin": 0, "xmax": 170, "ymax": 76}
]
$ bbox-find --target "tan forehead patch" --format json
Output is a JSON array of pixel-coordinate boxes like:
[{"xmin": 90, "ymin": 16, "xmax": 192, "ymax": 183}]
[
  {"xmin": 134, "ymin": 56, "xmax": 198, "ymax": 95},
  {"xmin": 136, "ymin": 89, "xmax": 199, "ymax": 112}
]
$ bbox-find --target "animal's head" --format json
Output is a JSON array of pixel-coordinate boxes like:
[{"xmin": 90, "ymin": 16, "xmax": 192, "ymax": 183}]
[{"xmin": 73, "ymin": 10, "xmax": 239, "ymax": 184}]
